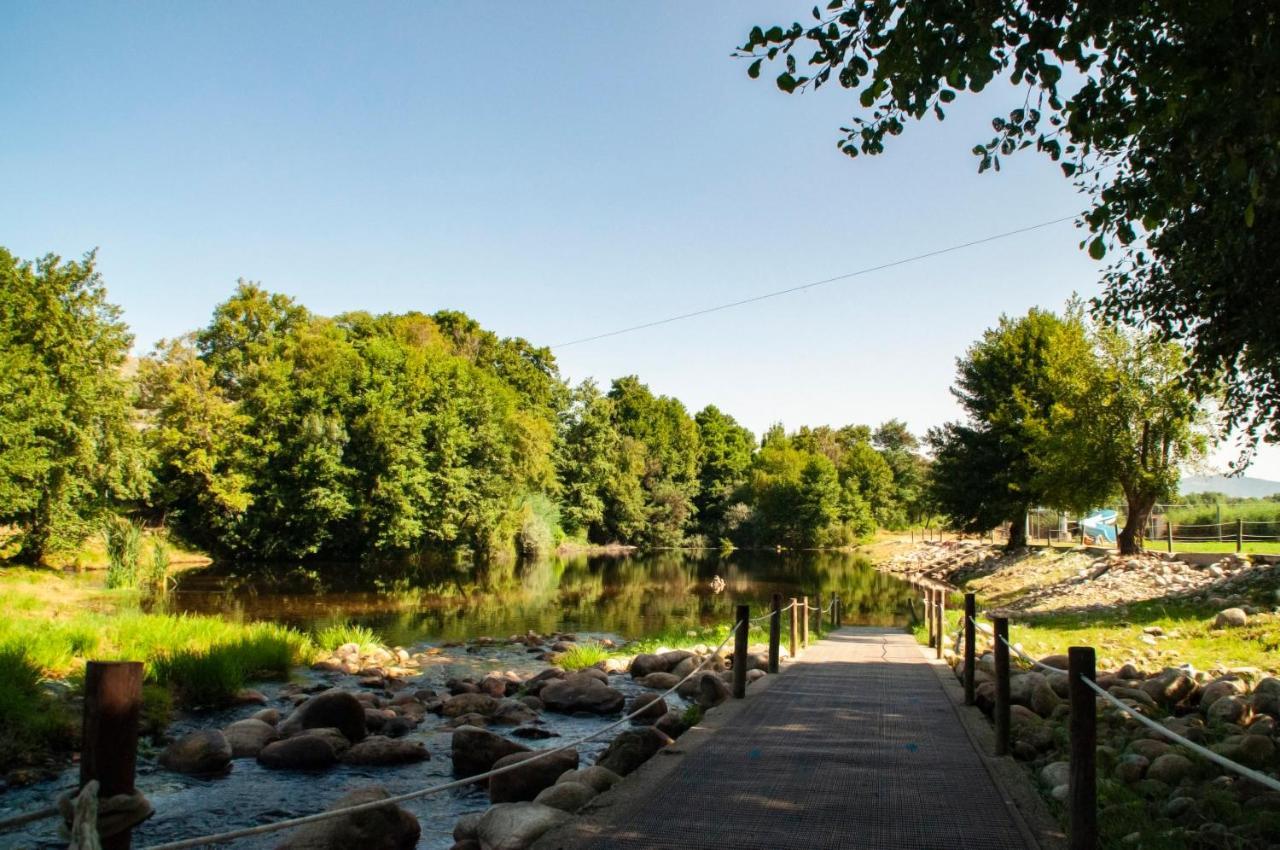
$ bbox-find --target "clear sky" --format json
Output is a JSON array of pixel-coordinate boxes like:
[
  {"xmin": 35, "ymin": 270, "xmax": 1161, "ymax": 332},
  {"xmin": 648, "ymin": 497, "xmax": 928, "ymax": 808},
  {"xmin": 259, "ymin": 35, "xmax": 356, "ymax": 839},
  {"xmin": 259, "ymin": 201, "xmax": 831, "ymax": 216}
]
[{"xmin": 4, "ymin": 2, "xmax": 1275, "ymax": 479}]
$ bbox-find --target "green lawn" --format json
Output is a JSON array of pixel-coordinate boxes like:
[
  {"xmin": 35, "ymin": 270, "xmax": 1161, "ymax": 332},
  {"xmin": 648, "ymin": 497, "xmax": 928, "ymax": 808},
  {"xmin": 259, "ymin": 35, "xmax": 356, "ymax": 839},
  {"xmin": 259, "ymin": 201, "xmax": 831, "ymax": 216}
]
[{"xmin": 1144, "ymin": 539, "xmax": 1280, "ymax": 554}]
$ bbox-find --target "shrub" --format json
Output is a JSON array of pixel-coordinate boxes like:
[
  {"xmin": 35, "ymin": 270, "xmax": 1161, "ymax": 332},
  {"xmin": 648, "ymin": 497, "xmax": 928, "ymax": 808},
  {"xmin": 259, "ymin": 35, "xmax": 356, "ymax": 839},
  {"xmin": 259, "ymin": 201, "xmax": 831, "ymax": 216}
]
[
  {"xmin": 556, "ymin": 641, "xmax": 610, "ymax": 671},
  {"xmin": 313, "ymin": 622, "xmax": 383, "ymax": 654},
  {"xmin": 0, "ymin": 649, "xmax": 71, "ymax": 769}
]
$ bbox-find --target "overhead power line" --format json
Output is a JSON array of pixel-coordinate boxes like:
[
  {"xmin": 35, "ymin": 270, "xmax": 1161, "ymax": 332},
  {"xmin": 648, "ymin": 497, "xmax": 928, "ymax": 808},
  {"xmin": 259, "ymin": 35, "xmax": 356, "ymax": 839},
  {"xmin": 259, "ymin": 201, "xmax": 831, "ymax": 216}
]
[{"xmin": 551, "ymin": 213, "xmax": 1081, "ymax": 349}]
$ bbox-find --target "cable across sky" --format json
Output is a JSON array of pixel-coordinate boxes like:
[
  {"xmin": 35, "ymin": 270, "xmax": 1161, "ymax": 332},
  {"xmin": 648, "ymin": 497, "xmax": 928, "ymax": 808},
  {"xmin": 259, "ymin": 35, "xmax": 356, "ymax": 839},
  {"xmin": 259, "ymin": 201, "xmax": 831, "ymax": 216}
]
[{"xmin": 552, "ymin": 213, "xmax": 1082, "ymax": 349}]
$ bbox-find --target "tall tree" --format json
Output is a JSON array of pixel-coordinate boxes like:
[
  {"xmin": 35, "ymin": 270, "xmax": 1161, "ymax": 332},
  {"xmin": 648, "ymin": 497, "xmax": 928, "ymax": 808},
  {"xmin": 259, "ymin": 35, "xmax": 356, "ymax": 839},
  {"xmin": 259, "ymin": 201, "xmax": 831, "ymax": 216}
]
[
  {"xmin": 0, "ymin": 249, "xmax": 146, "ymax": 561},
  {"xmin": 737, "ymin": 3, "xmax": 1280, "ymax": 452},
  {"xmin": 694, "ymin": 405, "xmax": 755, "ymax": 539}
]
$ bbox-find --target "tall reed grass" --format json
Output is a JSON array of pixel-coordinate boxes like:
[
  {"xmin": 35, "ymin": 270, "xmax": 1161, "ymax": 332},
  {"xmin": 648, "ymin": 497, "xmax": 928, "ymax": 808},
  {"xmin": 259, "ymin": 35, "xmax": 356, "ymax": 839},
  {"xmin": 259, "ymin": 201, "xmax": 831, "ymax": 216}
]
[{"xmin": 104, "ymin": 516, "xmax": 143, "ymax": 589}]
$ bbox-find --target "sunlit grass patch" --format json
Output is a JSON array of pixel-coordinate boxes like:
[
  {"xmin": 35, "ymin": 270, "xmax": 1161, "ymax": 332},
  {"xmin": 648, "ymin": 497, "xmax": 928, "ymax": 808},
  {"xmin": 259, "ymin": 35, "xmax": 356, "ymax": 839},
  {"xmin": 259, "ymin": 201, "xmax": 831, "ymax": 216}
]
[
  {"xmin": 313, "ymin": 621, "xmax": 384, "ymax": 654},
  {"xmin": 555, "ymin": 641, "xmax": 610, "ymax": 671}
]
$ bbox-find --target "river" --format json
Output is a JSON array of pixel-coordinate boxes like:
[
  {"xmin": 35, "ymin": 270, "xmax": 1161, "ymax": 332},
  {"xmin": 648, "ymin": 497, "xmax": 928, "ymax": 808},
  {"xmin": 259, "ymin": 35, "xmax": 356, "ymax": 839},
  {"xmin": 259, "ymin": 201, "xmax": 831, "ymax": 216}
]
[{"xmin": 2, "ymin": 549, "xmax": 916, "ymax": 849}]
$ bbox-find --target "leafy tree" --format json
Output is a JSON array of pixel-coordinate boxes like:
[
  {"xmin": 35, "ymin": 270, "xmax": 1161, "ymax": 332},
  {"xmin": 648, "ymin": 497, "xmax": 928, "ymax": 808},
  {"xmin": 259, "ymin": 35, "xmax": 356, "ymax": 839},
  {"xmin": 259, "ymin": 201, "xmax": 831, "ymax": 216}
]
[
  {"xmin": 737, "ymin": 3, "xmax": 1280, "ymax": 452},
  {"xmin": 931, "ymin": 309, "xmax": 1101, "ymax": 547},
  {"xmin": 0, "ymin": 249, "xmax": 146, "ymax": 561},
  {"xmin": 1041, "ymin": 324, "xmax": 1209, "ymax": 554},
  {"xmin": 839, "ymin": 440, "xmax": 896, "ymax": 526},
  {"xmin": 694, "ymin": 405, "xmax": 755, "ymax": 538},
  {"xmin": 556, "ymin": 381, "xmax": 627, "ymax": 541}
]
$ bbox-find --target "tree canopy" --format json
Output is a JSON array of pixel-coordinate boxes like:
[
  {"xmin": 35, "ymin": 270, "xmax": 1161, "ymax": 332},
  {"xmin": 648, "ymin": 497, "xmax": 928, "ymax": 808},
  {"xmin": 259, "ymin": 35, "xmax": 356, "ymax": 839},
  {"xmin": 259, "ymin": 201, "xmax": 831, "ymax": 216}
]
[{"xmin": 738, "ymin": 2, "xmax": 1278, "ymax": 454}]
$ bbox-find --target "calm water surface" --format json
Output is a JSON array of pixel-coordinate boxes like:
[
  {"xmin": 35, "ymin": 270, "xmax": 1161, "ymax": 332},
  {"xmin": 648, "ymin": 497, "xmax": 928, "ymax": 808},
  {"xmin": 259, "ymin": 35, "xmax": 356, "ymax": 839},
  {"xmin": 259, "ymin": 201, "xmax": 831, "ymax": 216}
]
[{"xmin": 3, "ymin": 550, "xmax": 914, "ymax": 850}]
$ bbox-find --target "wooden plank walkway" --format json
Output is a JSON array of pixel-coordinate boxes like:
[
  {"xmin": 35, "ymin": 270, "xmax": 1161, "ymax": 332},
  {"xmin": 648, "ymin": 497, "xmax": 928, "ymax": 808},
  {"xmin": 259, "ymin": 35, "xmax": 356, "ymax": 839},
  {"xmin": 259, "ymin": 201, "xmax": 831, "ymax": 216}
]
[{"xmin": 534, "ymin": 627, "xmax": 1039, "ymax": 850}]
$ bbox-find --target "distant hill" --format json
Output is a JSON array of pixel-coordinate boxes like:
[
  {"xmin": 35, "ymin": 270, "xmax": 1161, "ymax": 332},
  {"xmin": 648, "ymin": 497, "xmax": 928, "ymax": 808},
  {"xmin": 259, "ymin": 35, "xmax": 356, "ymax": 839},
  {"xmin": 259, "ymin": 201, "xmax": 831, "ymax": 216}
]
[{"xmin": 1180, "ymin": 474, "xmax": 1280, "ymax": 499}]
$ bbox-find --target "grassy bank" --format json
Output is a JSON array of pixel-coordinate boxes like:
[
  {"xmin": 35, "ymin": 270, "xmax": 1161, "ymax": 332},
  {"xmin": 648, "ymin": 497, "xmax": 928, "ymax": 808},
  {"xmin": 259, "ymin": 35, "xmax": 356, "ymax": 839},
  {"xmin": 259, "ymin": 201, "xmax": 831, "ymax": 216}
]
[{"xmin": 0, "ymin": 565, "xmax": 321, "ymax": 774}]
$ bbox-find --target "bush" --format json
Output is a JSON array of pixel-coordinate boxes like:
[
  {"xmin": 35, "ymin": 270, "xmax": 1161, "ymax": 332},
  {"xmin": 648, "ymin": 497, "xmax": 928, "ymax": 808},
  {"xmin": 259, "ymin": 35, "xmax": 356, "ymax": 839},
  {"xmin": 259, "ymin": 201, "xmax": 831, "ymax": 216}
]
[
  {"xmin": 517, "ymin": 494, "xmax": 563, "ymax": 556},
  {"xmin": 556, "ymin": 641, "xmax": 610, "ymax": 671},
  {"xmin": 0, "ymin": 649, "xmax": 72, "ymax": 769},
  {"xmin": 313, "ymin": 622, "xmax": 383, "ymax": 654}
]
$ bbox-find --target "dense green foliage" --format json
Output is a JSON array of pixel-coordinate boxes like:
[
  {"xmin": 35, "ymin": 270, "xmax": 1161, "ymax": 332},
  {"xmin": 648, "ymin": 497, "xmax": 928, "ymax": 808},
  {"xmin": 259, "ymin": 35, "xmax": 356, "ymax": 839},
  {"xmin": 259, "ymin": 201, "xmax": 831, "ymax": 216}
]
[
  {"xmin": 0, "ymin": 250, "xmax": 147, "ymax": 562},
  {"xmin": 929, "ymin": 307, "xmax": 1207, "ymax": 553},
  {"xmin": 0, "ymin": 253, "xmax": 929, "ymax": 562},
  {"xmin": 737, "ymin": 1, "xmax": 1280, "ymax": 457}
]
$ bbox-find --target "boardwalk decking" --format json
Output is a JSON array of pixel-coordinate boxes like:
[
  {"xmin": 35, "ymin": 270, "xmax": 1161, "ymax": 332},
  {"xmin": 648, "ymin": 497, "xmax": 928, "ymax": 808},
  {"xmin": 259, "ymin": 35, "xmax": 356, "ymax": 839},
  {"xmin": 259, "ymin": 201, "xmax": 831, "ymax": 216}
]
[{"xmin": 535, "ymin": 628, "xmax": 1039, "ymax": 850}]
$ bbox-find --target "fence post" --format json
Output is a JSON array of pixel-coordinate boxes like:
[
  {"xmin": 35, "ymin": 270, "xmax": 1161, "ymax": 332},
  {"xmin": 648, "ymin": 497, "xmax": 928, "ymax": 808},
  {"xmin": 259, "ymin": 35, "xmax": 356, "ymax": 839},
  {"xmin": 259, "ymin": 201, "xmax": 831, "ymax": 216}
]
[
  {"xmin": 789, "ymin": 597, "xmax": 799, "ymax": 659},
  {"xmin": 1167, "ymin": 520, "xmax": 1173, "ymax": 553},
  {"xmin": 1068, "ymin": 646, "xmax": 1098, "ymax": 850},
  {"xmin": 800, "ymin": 595, "xmax": 810, "ymax": 648},
  {"xmin": 768, "ymin": 593, "xmax": 781, "ymax": 674},
  {"xmin": 732, "ymin": 604, "xmax": 749, "ymax": 699},
  {"xmin": 935, "ymin": 590, "xmax": 946, "ymax": 659},
  {"xmin": 1237, "ymin": 518, "xmax": 1244, "ymax": 553},
  {"xmin": 964, "ymin": 593, "xmax": 976, "ymax": 706},
  {"xmin": 1217, "ymin": 504, "xmax": 1223, "ymax": 542},
  {"xmin": 992, "ymin": 616, "xmax": 1011, "ymax": 757},
  {"xmin": 82, "ymin": 660, "xmax": 144, "ymax": 850}
]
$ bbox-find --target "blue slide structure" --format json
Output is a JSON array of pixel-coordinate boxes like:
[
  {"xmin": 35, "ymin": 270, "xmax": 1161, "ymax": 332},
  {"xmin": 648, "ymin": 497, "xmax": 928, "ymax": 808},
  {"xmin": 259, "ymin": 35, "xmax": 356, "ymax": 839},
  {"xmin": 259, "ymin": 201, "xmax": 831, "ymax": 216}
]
[{"xmin": 1079, "ymin": 509, "xmax": 1119, "ymax": 545}]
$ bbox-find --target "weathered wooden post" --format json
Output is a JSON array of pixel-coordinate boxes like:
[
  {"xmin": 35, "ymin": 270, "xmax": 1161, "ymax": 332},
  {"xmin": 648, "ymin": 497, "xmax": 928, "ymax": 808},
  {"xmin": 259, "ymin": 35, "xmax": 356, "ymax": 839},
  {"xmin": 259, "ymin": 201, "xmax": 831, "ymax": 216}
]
[
  {"xmin": 1167, "ymin": 520, "xmax": 1173, "ymax": 553},
  {"xmin": 789, "ymin": 597, "xmax": 799, "ymax": 659},
  {"xmin": 768, "ymin": 592, "xmax": 782, "ymax": 674},
  {"xmin": 1068, "ymin": 646, "xmax": 1098, "ymax": 850},
  {"xmin": 1217, "ymin": 503, "xmax": 1223, "ymax": 542},
  {"xmin": 963, "ymin": 593, "xmax": 977, "ymax": 706},
  {"xmin": 935, "ymin": 590, "xmax": 946, "ymax": 659},
  {"xmin": 82, "ymin": 660, "xmax": 144, "ymax": 850},
  {"xmin": 800, "ymin": 595, "xmax": 810, "ymax": 648},
  {"xmin": 1237, "ymin": 518, "xmax": 1244, "ymax": 553},
  {"xmin": 732, "ymin": 604, "xmax": 749, "ymax": 699},
  {"xmin": 992, "ymin": 616, "xmax": 1011, "ymax": 757}
]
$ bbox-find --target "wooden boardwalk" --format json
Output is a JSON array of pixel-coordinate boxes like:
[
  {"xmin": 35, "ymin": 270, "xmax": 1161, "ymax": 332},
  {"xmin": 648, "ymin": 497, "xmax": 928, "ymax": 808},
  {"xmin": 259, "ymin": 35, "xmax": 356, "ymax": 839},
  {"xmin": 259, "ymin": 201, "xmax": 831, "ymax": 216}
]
[{"xmin": 534, "ymin": 628, "xmax": 1041, "ymax": 850}]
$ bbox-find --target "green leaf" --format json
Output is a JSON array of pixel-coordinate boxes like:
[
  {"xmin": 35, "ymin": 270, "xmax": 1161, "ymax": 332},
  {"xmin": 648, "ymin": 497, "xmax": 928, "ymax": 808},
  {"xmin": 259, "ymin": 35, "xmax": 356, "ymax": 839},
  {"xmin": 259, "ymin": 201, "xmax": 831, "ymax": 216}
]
[
  {"xmin": 1088, "ymin": 237, "xmax": 1106, "ymax": 260},
  {"xmin": 748, "ymin": 59, "xmax": 763, "ymax": 79},
  {"xmin": 938, "ymin": 89, "xmax": 955, "ymax": 103},
  {"xmin": 777, "ymin": 72, "xmax": 798, "ymax": 93}
]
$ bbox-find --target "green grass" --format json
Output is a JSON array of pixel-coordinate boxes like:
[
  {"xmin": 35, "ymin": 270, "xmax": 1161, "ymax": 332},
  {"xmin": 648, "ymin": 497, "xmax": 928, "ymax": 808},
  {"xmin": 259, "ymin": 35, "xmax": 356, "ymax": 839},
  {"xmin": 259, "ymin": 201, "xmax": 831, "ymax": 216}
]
[
  {"xmin": 1143, "ymin": 539, "xmax": 1280, "ymax": 554},
  {"xmin": 555, "ymin": 641, "xmax": 611, "ymax": 671},
  {"xmin": 312, "ymin": 622, "xmax": 384, "ymax": 654}
]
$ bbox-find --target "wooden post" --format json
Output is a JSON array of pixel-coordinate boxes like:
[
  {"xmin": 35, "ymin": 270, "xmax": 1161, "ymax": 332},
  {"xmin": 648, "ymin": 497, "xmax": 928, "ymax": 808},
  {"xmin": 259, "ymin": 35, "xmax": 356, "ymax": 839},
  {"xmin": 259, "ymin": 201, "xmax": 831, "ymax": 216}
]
[
  {"xmin": 1167, "ymin": 520, "xmax": 1173, "ymax": 553},
  {"xmin": 993, "ymin": 616, "xmax": 1011, "ymax": 757},
  {"xmin": 1068, "ymin": 646, "xmax": 1098, "ymax": 850},
  {"xmin": 1217, "ymin": 503, "xmax": 1223, "ymax": 542},
  {"xmin": 935, "ymin": 590, "xmax": 945, "ymax": 659},
  {"xmin": 800, "ymin": 595, "xmax": 810, "ymax": 648},
  {"xmin": 964, "ymin": 593, "xmax": 976, "ymax": 706},
  {"xmin": 732, "ymin": 604, "xmax": 749, "ymax": 699},
  {"xmin": 82, "ymin": 661, "xmax": 144, "ymax": 850},
  {"xmin": 789, "ymin": 597, "xmax": 799, "ymax": 659},
  {"xmin": 768, "ymin": 593, "xmax": 781, "ymax": 674},
  {"xmin": 1237, "ymin": 518, "xmax": 1244, "ymax": 553},
  {"xmin": 928, "ymin": 587, "xmax": 938, "ymax": 649}
]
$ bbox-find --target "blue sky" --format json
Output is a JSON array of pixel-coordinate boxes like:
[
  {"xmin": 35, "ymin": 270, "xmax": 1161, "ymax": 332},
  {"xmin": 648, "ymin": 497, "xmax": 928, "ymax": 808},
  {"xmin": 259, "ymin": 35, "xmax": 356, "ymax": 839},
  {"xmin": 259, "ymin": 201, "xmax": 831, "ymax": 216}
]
[{"xmin": 4, "ymin": 2, "xmax": 1273, "ymax": 479}]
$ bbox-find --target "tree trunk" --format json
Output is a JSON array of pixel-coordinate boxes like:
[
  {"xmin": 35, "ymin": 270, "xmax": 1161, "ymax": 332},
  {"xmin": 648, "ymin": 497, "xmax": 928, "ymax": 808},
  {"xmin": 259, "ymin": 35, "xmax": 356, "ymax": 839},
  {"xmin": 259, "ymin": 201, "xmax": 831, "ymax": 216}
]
[
  {"xmin": 1005, "ymin": 511, "xmax": 1028, "ymax": 551},
  {"xmin": 1118, "ymin": 493, "xmax": 1157, "ymax": 556}
]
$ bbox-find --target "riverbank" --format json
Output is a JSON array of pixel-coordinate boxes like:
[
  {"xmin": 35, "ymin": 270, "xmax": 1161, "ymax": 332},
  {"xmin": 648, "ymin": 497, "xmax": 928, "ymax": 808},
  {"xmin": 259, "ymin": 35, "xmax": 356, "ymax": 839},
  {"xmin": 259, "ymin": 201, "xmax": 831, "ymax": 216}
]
[{"xmin": 886, "ymin": 541, "xmax": 1280, "ymax": 848}]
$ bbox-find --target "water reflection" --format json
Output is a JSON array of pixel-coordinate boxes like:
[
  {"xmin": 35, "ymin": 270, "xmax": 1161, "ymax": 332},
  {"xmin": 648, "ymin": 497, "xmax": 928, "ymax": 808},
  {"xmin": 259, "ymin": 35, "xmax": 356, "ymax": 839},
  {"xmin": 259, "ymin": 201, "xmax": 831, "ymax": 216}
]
[{"xmin": 170, "ymin": 550, "xmax": 915, "ymax": 645}]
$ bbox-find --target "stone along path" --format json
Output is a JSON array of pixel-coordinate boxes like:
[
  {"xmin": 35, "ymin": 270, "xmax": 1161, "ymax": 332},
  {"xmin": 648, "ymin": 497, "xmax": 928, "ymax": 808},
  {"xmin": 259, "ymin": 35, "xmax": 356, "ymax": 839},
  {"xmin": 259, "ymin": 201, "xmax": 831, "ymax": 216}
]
[{"xmin": 534, "ymin": 628, "xmax": 1038, "ymax": 850}]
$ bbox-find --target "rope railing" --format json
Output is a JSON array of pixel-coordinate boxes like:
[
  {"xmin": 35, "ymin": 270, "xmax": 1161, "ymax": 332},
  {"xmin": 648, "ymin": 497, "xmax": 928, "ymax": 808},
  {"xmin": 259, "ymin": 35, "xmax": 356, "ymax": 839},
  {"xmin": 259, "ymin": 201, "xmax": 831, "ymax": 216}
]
[{"xmin": 953, "ymin": 599, "xmax": 1280, "ymax": 846}]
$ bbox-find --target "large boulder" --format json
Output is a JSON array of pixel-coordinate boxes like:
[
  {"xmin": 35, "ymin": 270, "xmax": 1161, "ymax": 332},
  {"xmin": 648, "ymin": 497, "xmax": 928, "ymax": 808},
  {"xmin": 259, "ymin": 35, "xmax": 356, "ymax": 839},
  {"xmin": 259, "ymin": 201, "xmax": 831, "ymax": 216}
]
[
  {"xmin": 1140, "ymin": 668, "xmax": 1196, "ymax": 708},
  {"xmin": 1199, "ymin": 677, "xmax": 1247, "ymax": 712},
  {"xmin": 1146, "ymin": 753, "xmax": 1193, "ymax": 785},
  {"xmin": 258, "ymin": 734, "xmax": 339, "ymax": 771},
  {"xmin": 697, "ymin": 673, "xmax": 730, "ymax": 709},
  {"xmin": 475, "ymin": 802, "xmax": 570, "ymax": 850},
  {"xmin": 280, "ymin": 690, "xmax": 367, "ymax": 743},
  {"xmin": 340, "ymin": 736, "xmax": 429, "ymax": 766},
  {"xmin": 539, "ymin": 674, "xmax": 624, "ymax": 715},
  {"xmin": 556, "ymin": 766, "xmax": 621, "ymax": 793},
  {"xmin": 628, "ymin": 653, "xmax": 670, "ymax": 678},
  {"xmin": 1007, "ymin": 672, "xmax": 1047, "ymax": 709},
  {"xmin": 489, "ymin": 749, "xmax": 580, "ymax": 804},
  {"xmin": 442, "ymin": 693, "xmax": 501, "ymax": 718},
  {"xmin": 595, "ymin": 727, "xmax": 671, "ymax": 777},
  {"xmin": 676, "ymin": 671, "xmax": 720, "ymax": 700},
  {"xmin": 636, "ymin": 672, "xmax": 680, "ymax": 690},
  {"xmin": 159, "ymin": 730, "xmax": 232, "ymax": 775},
  {"xmin": 276, "ymin": 786, "xmax": 419, "ymax": 850},
  {"xmin": 1252, "ymin": 678, "xmax": 1280, "ymax": 717},
  {"xmin": 451, "ymin": 726, "xmax": 531, "ymax": 778},
  {"xmin": 1207, "ymin": 695, "xmax": 1252, "ymax": 725},
  {"xmin": 628, "ymin": 693, "xmax": 667, "ymax": 724},
  {"xmin": 533, "ymin": 781, "xmax": 597, "ymax": 813},
  {"xmin": 224, "ymin": 719, "xmax": 280, "ymax": 759},
  {"xmin": 1213, "ymin": 608, "xmax": 1249, "ymax": 629}
]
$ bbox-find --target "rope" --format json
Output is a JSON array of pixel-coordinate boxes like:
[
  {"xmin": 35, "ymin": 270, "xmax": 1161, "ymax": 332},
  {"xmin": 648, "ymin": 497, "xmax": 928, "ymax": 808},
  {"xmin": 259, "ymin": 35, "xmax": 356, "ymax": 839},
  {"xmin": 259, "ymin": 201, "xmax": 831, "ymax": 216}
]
[
  {"xmin": 965, "ymin": 617, "xmax": 1067, "ymax": 675},
  {"xmin": 142, "ymin": 617, "xmax": 749, "ymax": 850},
  {"xmin": 1081, "ymin": 677, "xmax": 1280, "ymax": 793}
]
